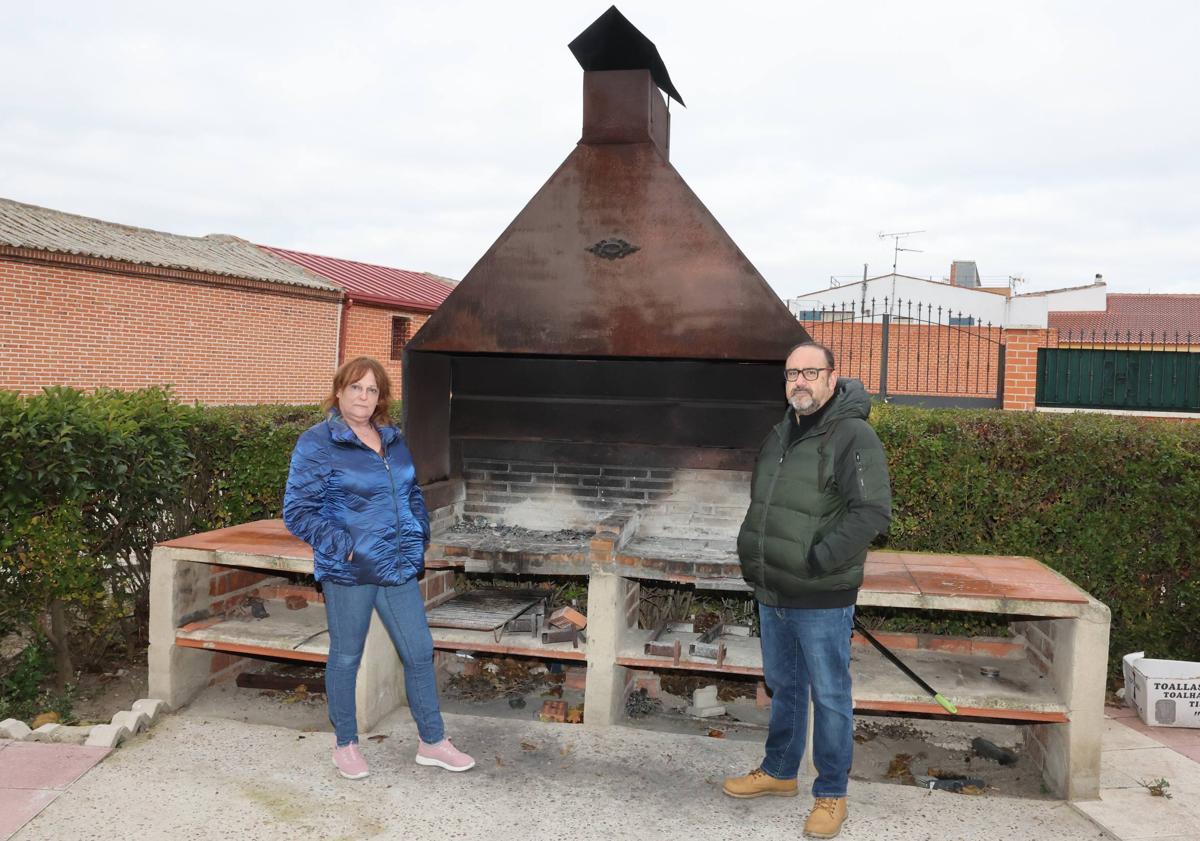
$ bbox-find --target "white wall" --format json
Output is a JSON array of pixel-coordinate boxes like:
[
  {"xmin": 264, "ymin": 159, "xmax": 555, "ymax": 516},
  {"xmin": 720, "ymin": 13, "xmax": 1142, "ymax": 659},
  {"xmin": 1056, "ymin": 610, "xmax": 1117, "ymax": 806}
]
[
  {"xmin": 790, "ymin": 276, "xmax": 1110, "ymax": 329},
  {"xmin": 1017, "ymin": 283, "xmax": 1107, "ymax": 312},
  {"xmin": 1005, "ymin": 295, "xmax": 1048, "ymax": 328},
  {"xmin": 789, "ymin": 275, "xmax": 1010, "ymax": 325}
]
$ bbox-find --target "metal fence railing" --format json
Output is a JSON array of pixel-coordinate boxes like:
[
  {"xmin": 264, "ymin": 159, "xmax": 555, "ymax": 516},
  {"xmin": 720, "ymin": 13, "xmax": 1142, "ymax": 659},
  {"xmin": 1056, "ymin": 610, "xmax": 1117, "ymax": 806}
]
[{"xmin": 797, "ymin": 298, "xmax": 1004, "ymax": 408}]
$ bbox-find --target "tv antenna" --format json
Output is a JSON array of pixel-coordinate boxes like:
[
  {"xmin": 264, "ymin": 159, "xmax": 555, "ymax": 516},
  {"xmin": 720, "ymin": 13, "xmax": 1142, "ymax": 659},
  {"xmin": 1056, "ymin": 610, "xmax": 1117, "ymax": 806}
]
[{"xmin": 879, "ymin": 230, "xmax": 925, "ymax": 275}]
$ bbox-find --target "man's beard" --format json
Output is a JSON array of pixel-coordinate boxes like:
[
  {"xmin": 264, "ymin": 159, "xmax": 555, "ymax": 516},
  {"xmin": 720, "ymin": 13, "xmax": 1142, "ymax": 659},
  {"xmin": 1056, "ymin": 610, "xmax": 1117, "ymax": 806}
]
[{"xmin": 789, "ymin": 389, "xmax": 819, "ymax": 415}]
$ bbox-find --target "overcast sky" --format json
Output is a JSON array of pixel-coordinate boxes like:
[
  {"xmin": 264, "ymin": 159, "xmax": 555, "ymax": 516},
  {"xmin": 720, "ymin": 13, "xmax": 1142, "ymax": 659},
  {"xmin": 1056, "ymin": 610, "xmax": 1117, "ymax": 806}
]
[{"xmin": 3, "ymin": 1, "xmax": 1198, "ymax": 301}]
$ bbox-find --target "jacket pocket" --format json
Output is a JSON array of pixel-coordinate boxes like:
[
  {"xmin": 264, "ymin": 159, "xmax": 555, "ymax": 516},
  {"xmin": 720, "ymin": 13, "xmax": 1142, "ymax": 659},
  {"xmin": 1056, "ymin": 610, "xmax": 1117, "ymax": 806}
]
[{"xmin": 853, "ymin": 448, "xmax": 891, "ymax": 501}]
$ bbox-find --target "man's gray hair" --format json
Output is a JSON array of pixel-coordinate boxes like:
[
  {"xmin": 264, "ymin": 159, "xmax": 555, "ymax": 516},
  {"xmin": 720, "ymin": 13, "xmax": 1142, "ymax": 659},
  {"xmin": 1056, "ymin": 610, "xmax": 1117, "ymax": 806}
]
[{"xmin": 787, "ymin": 341, "xmax": 835, "ymax": 369}]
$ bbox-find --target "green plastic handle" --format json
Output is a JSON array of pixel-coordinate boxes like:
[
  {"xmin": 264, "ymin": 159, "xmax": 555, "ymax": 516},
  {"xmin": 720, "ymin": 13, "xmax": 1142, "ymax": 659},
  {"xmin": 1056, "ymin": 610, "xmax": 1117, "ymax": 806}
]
[{"xmin": 934, "ymin": 693, "xmax": 958, "ymax": 715}]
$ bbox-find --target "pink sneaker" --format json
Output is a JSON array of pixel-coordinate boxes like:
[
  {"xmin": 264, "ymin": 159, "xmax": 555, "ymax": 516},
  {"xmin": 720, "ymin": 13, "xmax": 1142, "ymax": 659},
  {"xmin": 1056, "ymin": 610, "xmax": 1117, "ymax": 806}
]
[
  {"xmin": 332, "ymin": 743, "xmax": 369, "ymax": 779},
  {"xmin": 415, "ymin": 738, "xmax": 475, "ymax": 772}
]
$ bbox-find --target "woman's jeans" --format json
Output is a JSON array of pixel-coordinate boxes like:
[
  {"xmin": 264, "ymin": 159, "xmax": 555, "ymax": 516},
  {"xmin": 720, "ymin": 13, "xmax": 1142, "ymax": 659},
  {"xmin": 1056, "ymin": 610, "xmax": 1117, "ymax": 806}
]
[
  {"xmin": 758, "ymin": 603, "xmax": 855, "ymax": 797},
  {"xmin": 323, "ymin": 578, "xmax": 445, "ymax": 747}
]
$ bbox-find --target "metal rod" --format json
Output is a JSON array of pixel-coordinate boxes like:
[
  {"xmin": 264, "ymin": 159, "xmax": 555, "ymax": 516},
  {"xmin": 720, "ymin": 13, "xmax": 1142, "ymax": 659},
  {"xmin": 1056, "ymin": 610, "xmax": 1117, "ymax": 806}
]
[{"xmin": 853, "ymin": 616, "xmax": 957, "ymax": 714}]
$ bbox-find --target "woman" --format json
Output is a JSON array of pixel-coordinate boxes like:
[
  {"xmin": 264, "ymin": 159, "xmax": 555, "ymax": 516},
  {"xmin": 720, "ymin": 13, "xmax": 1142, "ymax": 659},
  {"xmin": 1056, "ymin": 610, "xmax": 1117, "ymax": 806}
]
[{"xmin": 283, "ymin": 356, "xmax": 474, "ymax": 779}]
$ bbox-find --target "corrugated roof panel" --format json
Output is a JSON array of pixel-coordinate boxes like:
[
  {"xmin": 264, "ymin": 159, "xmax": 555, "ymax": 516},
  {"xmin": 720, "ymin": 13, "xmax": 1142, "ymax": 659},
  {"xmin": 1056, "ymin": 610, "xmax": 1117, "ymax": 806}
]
[
  {"xmin": 0, "ymin": 197, "xmax": 337, "ymax": 292},
  {"xmin": 260, "ymin": 245, "xmax": 454, "ymax": 311}
]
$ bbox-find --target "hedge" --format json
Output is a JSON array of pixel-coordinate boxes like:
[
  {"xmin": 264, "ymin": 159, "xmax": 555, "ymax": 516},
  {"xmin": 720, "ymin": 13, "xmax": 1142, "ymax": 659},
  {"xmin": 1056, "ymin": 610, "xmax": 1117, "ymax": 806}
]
[
  {"xmin": 872, "ymin": 404, "xmax": 1199, "ymax": 680},
  {"xmin": 1, "ymin": 388, "xmax": 1196, "ymax": 688},
  {"xmin": 0, "ymin": 390, "xmax": 326, "ymax": 692}
]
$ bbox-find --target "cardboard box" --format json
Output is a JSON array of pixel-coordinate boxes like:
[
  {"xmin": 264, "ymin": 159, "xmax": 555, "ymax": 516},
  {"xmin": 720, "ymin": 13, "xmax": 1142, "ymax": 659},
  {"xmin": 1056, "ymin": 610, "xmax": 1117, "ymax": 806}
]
[{"xmin": 1122, "ymin": 651, "xmax": 1200, "ymax": 728}]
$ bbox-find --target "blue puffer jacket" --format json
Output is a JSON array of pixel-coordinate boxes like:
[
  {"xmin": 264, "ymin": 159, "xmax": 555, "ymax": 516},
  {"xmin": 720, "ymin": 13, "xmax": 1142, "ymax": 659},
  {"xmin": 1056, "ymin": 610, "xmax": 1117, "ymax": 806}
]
[{"xmin": 283, "ymin": 412, "xmax": 429, "ymax": 586}]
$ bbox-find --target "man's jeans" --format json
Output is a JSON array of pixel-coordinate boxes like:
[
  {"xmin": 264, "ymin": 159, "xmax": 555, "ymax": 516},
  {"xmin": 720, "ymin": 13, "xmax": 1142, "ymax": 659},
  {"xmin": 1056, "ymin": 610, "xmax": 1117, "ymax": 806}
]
[
  {"xmin": 323, "ymin": 578, "xmax": 445, "ymax": 747},
  {"xmin": 758, "ymin": 603, "xmax": 855, "ymax": 797}
]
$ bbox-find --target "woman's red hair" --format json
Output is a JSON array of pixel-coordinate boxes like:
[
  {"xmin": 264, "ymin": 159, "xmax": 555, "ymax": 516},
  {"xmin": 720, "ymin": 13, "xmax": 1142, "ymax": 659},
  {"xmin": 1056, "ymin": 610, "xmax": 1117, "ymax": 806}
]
[{"xmin": 321, "ymin": 356, "xmax": 392, "ymax": 426}]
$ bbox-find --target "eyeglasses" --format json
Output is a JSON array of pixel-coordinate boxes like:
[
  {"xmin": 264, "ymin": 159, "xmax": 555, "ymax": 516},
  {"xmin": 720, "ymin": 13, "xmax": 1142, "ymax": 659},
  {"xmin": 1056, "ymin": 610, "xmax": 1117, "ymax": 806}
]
[{"xmin": 784, "ymin": 367, "xmax": 832, "ymax": 382}]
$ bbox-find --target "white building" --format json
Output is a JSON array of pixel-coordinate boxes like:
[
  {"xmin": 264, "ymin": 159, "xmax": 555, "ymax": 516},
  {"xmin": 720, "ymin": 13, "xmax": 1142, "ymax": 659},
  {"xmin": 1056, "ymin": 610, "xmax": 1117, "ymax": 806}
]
[{"xmin": 788, "ymin": 263, "xmax": 1108, "ymax": 329}]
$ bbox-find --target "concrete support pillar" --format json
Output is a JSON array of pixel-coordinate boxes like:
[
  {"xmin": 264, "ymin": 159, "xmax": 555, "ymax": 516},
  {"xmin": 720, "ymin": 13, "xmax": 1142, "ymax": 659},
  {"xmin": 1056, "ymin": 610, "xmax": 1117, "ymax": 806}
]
[
  {"xmin": 583, "ymin": 571, "xmax": 633, "ymax": 727},
  {"xmin": 148, "ymin": 546, "xmax": 403, "ymax": 731},
  {"xmin": 1038, "ymin": 599, "xmax": 1111, "ymax": 800},
  {"xmin": 355, "ymin": 613, "xmax": 405, "ymax": 732},
  {"xmin": 148, "ymin": 549, "xmax": 215, "ymax": 710}
]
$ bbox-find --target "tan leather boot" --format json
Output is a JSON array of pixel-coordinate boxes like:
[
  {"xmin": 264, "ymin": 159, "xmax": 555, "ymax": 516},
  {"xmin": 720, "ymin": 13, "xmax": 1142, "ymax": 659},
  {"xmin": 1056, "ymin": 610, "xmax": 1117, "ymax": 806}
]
[
  {"xmin": 803, "ymin": 796, "xmax": 848, "ymax": 838},
  {"xmin": 721, "ymin": 767, "xmax": 799, "ymax": 798}
]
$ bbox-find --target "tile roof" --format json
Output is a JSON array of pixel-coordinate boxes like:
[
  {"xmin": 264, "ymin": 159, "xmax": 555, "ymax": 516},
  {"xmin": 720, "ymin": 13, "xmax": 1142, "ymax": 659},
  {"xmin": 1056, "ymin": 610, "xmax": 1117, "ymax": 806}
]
[
  {"xmin": 0, "ymin": 197, "xmax": 336, "ymax": 292},
  {"xmin": 260, "ymin": 245, "xmax": 454, "ymax": 312},
  {"xmin": 1050, "ymin": 293, "xmax": 1200, "ymax": 342}
]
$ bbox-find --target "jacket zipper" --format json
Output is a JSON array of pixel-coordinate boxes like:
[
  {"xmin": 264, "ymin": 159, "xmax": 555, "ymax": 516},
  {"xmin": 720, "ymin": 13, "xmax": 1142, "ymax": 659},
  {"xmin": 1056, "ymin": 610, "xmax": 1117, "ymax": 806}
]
[
  {"xmin": 756, "ymin": 425, "xmax": 791, "ymax": 582},
  {"xmin": 756, "ymin": 419, "xmax": 832, "ymax": 583},
  {"xmin": 854, "ymin": 451, "xmax": 866, "ymax": 492},
  {"xmin": 380, "ymin": 446, "xmax": 405, "ymax": 564}
]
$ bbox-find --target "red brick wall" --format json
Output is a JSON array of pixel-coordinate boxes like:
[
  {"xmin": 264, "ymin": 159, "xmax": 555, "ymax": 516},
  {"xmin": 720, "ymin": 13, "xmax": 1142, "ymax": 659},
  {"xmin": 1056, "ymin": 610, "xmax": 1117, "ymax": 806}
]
[
  {"xmin": 804, "ymin": 321, "xmax": 1006, "ymax": 399},
  {"xmin": 341, "ymin": 302, "xmax": 431, "ymax": 395},
  {"xmin": 202, "ymin": 566, "xmax": 288, "ymax": 686},
  {"xmin": 1, "ymin": 254, "xmax": 341, "ymax": 404}
]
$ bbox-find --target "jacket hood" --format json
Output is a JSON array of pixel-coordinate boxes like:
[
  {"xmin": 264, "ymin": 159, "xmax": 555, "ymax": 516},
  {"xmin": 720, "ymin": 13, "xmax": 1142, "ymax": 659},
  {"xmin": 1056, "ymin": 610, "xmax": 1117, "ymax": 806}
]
[
  {"xmin": 822, "ymin": 378, "xmax": 872, "ymax": 425},
  {"xmin": 775, "ymin": 377, "xmax": 872, "ymax": 434}
]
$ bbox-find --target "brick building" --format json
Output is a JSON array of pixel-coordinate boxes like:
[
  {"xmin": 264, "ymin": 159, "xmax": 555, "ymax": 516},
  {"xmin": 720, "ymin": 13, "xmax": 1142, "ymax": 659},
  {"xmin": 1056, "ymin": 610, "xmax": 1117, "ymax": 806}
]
[
  {"xmin": 1, "ymin": 197, "xmax": 456, "ymax": 404},
  {"xmin": 259, "ymin": 245, "xmax": 453, "ymax": 394},
  {"xmin": 0, "ymin": 198, "xmax": 343, "ymax": 404}
]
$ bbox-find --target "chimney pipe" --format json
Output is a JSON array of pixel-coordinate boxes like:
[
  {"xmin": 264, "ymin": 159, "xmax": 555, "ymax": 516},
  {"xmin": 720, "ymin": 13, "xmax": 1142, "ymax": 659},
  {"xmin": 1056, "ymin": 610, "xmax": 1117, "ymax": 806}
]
[{"xmin": 582, "ymin": 69, "xmax": 670, "ymax": 159}]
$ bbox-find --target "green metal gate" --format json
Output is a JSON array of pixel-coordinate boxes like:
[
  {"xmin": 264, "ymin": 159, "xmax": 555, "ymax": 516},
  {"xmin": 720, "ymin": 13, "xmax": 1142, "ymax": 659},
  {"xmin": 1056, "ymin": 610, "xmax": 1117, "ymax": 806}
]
[{"xmin": 1037, "ymin": 347, "xmax": 1200, "ymax": 412}]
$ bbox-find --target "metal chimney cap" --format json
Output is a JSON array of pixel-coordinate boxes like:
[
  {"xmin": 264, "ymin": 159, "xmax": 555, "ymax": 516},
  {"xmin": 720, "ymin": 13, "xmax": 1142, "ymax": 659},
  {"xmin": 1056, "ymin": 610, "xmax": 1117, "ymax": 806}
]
[{"xmin": 569, "ymin": 5, "xmax": 685, "ymax": 106}]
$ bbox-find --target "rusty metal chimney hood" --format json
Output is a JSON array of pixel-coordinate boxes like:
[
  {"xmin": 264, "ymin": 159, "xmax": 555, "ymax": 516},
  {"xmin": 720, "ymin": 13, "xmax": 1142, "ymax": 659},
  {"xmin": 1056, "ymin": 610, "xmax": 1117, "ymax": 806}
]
[{"xmin": 407, "ymin": 7, "xmax": 803, "ymax": 363}]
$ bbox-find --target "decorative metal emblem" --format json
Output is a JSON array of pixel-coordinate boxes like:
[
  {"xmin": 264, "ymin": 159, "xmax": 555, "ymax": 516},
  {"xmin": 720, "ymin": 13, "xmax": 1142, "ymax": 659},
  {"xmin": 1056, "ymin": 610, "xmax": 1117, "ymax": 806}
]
[{"xmin": 587, "ymin": 238, "xmax": 640, "ymax": 260}]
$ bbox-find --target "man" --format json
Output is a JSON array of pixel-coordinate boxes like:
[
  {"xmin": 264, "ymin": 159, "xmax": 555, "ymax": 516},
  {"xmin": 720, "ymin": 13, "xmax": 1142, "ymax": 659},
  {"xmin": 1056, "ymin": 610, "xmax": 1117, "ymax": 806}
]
[{"xmin": 725, "ymin": 341, "xmax": 892, "ymax": 839}]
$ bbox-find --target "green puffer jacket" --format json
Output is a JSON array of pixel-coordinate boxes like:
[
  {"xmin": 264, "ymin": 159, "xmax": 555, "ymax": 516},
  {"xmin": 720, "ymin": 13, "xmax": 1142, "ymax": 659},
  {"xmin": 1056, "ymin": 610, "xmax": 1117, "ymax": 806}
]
[{"xmin": 737, "ymin": 378, "xmax": 892, "ymax": 608}]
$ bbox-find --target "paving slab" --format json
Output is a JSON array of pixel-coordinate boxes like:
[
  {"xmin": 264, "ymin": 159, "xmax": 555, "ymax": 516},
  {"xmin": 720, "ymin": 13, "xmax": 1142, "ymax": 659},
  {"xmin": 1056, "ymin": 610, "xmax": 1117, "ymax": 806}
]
[
  {"xmin": 0, "ymin": 742, "xmax": 110, "ymax": 841},
  {"xmin": 1099, "ymin": 746, "xmax": 1200, "ymax": 796},
  {"xmin": 1105, "ymin": 705, "xmax": 1200, "ymax": 764},
  {"xmin": 1103, "ymin": 717, "xmax": 1163, "ymax": 752},
  {"xmin": 1072, "ymin": 788, "xmax": 1199, "ymax": 840},
  {"xmin": 13, "ymin": 709, "xmax": 1112, "ymax": 841},
  {"xmin": 0, "ymin": 744, "xmax": 111, "ymax": 790},
  {"xmin": 1072, "ymin": 713, "xmax": 1200, "ymax": 840},
  {"xmin": 0, "ymin": 790, "xmax": 60, "ymax": 839}
]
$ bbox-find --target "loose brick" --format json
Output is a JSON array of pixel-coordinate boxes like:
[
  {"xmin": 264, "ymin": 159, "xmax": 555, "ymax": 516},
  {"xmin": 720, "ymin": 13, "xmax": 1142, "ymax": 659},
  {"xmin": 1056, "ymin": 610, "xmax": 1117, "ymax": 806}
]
[
  {"xmin": 564, "ymin": 667, "xmax": 587, "ymax": 691},
  {"xmin": 548, "ymin": 606, "xmax": 587, "ymax": 630},
  {"xmin": 538, "ymin": 700, "xmax": 568, "ymax": 723},
  {"xmin": 634, "ymin": 673, "xmax": 661, "ymax": 699}
]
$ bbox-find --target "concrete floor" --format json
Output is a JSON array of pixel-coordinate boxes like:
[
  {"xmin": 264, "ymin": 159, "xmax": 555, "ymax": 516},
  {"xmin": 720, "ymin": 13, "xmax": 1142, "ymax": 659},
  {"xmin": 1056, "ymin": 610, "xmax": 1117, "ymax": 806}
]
[
  {"xmin": 1073, "ymin": 709, "xmax": 1200, "ymax": 841},
  {"xmin": 6, "ymin": 702, "xmax": 1144, "ymax": 841}
]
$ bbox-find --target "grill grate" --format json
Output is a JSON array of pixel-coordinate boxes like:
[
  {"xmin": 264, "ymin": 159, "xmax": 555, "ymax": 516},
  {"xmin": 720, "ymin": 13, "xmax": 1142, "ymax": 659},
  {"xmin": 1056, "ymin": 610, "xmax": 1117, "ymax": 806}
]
[{"xmin": 425, "ymin": 589, "xmax": 545, "ymax": 631}]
